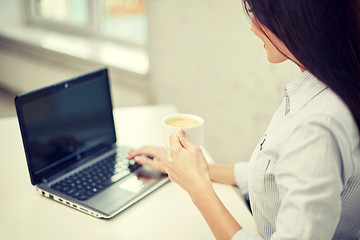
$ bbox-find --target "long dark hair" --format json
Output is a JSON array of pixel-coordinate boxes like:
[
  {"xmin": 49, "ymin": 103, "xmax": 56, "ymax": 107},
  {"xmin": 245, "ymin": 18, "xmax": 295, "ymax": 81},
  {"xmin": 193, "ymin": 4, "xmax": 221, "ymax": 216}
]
[{"xmin": 243, "ymin": 0, "xmax": 360, "ymax": 133}]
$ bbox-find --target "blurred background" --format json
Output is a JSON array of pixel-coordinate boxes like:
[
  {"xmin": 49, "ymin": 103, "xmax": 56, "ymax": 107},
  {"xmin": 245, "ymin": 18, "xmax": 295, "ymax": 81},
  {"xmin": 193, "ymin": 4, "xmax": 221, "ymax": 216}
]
[{"xmin": 0, "ymin": 0, "xmax": 299, "ymax": 164}]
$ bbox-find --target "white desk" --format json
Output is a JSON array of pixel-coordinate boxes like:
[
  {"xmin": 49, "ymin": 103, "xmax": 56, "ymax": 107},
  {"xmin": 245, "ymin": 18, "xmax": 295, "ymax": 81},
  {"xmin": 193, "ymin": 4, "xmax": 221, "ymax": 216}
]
[{"xmin": 0, "ymin": 105, "xmax": 256, "ymax": 240}]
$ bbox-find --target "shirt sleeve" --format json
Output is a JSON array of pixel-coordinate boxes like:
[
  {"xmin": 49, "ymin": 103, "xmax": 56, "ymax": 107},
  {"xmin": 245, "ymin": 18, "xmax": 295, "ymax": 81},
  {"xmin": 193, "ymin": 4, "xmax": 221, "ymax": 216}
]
[
  {"xmin": 271, "ymin": 115, "xmax": 344, "ymax": 239},
  {"xmin": 234, "ymin": 161, "xmax": 249, "ymax": 196},
  {"xmin": 231, "ymin": 229, "xmax": 264, "ymax": 240}
]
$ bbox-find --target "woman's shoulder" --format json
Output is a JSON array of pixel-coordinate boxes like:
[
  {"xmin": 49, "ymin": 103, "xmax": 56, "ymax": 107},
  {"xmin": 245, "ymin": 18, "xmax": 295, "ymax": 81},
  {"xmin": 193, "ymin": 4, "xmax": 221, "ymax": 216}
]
[
  {"xmin": 298, "ymin": 87, "xmax": 359, "ymax": 148},
  {"xmin": 307, "ymin": 87, "xmax": 354, "ymax": 124}
]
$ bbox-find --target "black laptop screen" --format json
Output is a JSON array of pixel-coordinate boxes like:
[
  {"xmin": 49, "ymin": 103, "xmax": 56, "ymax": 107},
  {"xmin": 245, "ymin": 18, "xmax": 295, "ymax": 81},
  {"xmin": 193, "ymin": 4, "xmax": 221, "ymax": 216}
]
[{"xmin": 16, "ymin": 69, "xmax": 116, "ymax": 185}]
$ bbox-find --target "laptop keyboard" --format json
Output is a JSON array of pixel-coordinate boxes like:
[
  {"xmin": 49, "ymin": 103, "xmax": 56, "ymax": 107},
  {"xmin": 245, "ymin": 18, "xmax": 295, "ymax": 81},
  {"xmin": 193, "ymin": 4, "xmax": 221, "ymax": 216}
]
[{"xmin": 51, "ymin": 147, "xmax": 140, "ymax": 201}]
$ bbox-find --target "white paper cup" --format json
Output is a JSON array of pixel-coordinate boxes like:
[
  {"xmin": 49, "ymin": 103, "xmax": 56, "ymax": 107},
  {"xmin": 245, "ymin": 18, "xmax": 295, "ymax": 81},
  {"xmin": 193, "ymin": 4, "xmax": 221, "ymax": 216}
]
[{"xmin": 162, "ymin": 114, "xmax": 204, "ymax": 147}]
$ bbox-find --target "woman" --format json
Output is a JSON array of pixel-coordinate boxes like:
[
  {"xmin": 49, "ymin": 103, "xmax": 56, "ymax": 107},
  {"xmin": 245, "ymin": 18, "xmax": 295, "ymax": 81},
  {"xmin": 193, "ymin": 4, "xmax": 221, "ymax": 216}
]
[{"xmin": 128, "ymin": 0, "xmax": 360, "ymax": 239}]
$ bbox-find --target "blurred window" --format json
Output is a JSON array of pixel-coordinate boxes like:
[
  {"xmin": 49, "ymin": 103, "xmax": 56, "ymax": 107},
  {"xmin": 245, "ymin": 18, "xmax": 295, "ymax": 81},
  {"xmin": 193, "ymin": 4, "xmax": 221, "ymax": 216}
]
[
  {"xmin": 101, "ymin": 0, "xmax": 147, "ymax": 45},
  {"xmin": 29, "ymin": 0, "xmax": 147, "ymax": 46},
  {"xmin": 33, "ymin": 0, "xmax": 89, "ymax": 25}
]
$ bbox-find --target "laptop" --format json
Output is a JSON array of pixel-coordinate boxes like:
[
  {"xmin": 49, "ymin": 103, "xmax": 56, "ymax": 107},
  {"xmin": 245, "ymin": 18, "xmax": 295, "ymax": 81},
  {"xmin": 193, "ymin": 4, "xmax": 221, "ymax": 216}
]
[{"xmin": 15, "ymin": 68, "xmax": 168, "ymax": 219}]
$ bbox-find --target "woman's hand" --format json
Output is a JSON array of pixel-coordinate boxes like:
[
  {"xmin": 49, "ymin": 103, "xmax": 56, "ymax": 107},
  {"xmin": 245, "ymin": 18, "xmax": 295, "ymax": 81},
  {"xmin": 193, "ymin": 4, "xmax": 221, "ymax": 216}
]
[
  {"xmin": 128, "ymin": 146, "xmax": 167, "ymax": 173},
  {"xmin": 166, "ymin": 129, "xmax": 212, "ymax": 197},
  {"xmin": 130, "ymin": 131, "xmax": 242, "ymax": 239}
]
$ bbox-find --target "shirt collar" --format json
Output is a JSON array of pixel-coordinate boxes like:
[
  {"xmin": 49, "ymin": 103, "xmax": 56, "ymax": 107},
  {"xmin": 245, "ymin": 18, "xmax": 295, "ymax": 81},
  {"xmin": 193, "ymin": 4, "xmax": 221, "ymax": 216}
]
[{"xmin": 283, "ymin": 71, "xmax": 328, "ymax": 116}]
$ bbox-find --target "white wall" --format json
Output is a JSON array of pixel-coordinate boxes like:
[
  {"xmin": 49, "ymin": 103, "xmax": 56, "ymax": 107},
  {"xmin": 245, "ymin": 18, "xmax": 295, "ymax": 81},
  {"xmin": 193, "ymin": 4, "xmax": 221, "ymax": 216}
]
[
  {"xmin": 148, "ymin": 0, "xmax": 300, "ymax": 163},
  {"xmin": 0, "ymin": 0, "xmax": 24, "ymax": 27}
]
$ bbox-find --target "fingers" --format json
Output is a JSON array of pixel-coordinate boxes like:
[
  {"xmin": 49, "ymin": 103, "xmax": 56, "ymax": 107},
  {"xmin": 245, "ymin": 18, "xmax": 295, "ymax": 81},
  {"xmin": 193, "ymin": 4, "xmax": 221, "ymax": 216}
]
[
  {"xmin": 169, "ymin": 133, "xmax": 183, "ymax": 150},
  {"xmin": 177, "ymin": 129, "xmax": 194, "ymax": 149},
  {"xmin": 134, "ymin": 156, "xmax": 156, "ymax": 168},
  {"xmin": 169, "ymin": 129, "xmax": 193, "ymax": 150},
  {"xmin": 128, "ymin": 146, "xmax": 156, "ymax": 159},
  {"xmin": 127, "ymin": 146, "xmax": 167, "ymax": 173},
  {"xmin": 134, "ymin": 155, "xmax": 165, "ymax": 173}
]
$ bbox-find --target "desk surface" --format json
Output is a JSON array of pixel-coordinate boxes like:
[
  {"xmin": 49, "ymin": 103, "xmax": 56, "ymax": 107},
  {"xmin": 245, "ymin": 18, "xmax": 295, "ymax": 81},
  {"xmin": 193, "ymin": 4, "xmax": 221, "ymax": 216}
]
[{"xmin": 0, "ymin": 105, "xmax": 256, "ymax": 240}]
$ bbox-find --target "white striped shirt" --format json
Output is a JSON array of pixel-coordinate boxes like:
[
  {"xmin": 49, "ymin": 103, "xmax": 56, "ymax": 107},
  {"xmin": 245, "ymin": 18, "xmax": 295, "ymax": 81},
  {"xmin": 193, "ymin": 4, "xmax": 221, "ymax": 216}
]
[{"xmin": 233, "ymin": 71, "xmax": 360, "ymax": 240}]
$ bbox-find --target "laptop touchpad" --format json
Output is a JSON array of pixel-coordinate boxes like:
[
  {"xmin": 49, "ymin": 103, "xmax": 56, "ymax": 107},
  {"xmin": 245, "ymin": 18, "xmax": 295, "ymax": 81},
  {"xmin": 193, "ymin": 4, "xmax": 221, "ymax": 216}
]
[{"xmin": 87, "ymin": 180, "xmax": 137, "ymax": 214}]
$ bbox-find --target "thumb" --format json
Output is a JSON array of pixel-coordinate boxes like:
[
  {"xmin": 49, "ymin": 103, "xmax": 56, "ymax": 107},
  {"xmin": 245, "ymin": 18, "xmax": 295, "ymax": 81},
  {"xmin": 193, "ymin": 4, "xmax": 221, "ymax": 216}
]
[{"xmin": 178, "ymin": 129, "xmax": 194, "ymax": 149}]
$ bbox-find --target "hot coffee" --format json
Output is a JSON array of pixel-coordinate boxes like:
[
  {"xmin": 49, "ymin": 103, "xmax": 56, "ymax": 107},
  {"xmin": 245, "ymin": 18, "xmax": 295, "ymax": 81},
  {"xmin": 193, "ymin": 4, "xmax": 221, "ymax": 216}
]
[
  {"xmin": 162, "ymin": 114, "xmax": 204, "ymax": 147},
  {"xmin": 165, "ymin": 117, "xmax": 200, "ymax": 128}
]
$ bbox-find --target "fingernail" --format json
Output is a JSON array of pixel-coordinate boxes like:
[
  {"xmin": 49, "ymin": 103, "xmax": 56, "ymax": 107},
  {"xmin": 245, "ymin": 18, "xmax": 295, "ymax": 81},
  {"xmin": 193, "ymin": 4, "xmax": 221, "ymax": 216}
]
[{"xmin": 178, "ymin": 128, "xmax": 185, "ymax": 136}]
